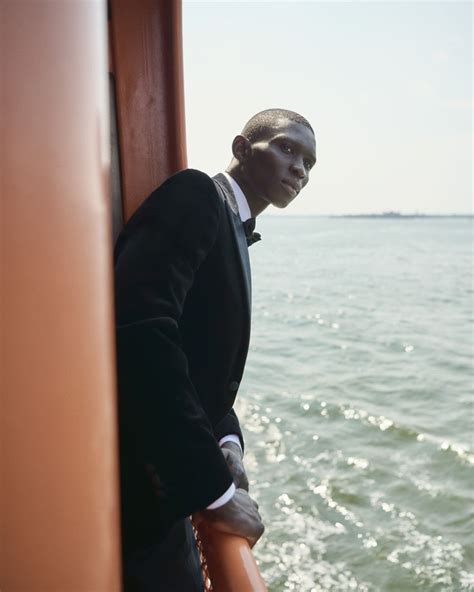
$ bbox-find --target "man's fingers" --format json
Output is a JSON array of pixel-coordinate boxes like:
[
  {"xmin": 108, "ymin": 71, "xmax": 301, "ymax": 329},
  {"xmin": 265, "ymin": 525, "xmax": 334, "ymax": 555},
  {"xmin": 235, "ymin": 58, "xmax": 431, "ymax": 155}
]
[
  {"xmin": 248, "ymin": 495, "xmax": 259, "ymax": 510},
  {"xmin": 202, "ymin": 488, "xmax": 264, "ymax": 546},
  {"xmin": 240, "ymin": 473, "xmax": 250, "ymax": 491},
  {"xmin": 222, "ymin": 449, "xmax": 250, "ymax": 491},
  {"xmin": 249, "ymin": 521, "xmax": 265, "ymax": 548}
]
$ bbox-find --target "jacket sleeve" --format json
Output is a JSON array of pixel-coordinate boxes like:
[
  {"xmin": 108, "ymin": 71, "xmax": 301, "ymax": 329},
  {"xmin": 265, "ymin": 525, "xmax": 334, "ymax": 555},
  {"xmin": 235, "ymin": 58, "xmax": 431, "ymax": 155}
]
[
  {"xmin": 114, "ymin": 170, "xmax": 233, "ymax": 526},
  {"xmin": 214, "ymin": 408, "xmax": 245, "ymax": 452}
]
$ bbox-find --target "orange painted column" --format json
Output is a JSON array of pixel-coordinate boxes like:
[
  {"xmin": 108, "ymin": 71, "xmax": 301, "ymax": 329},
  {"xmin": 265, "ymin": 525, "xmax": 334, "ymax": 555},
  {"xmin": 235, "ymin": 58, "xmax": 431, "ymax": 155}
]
[
  {"xmin": 0, "ymin": 2, "xmax": 121, "ymax": 590},
  {"xmin": 109, "ymin": 0, "xmax": 187, "ymax": 221}
]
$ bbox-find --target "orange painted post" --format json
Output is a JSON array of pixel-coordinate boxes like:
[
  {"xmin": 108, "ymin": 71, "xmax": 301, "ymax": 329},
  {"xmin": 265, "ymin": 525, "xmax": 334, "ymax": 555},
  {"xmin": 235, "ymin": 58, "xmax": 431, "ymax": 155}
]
[
  {"xmin": 109, "ymin": 0, "xmax": 187, "ymax": 221},
  {"xmin": 0, "ymin": 2, "xmax": 121, "ymax": 590},
  {"xmin": 197, "ymin": 524, "xmax": 268, "ymax": 592}
]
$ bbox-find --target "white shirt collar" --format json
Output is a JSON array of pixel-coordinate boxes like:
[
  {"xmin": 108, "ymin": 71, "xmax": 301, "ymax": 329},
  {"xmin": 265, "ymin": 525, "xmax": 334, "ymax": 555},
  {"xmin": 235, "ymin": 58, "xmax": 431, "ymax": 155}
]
[{"xmin": 223, "ymin": 172, "xmax": 252, "ymax": 222}]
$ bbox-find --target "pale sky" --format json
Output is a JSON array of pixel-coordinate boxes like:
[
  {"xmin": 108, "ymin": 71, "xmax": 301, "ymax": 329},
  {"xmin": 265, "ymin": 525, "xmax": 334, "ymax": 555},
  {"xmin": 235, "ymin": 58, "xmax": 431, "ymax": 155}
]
[{"xmin": 183, "ymin": 1, "xmax": 472, "ymax": 215}]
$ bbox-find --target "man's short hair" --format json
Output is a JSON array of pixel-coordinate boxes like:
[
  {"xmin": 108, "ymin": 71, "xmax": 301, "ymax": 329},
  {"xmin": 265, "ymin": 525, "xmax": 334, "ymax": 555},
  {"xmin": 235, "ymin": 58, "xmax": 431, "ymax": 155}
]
[{"xmin": 241, "ymin": 109, "xmax": 314, "ymax": 143}]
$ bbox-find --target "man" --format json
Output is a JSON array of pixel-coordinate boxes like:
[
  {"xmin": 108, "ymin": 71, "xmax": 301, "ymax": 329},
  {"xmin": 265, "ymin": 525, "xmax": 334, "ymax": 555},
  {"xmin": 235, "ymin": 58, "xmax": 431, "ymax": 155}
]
[{"xmin": 114, "ymin": 108, "xmax": 317, "ymax": 590}]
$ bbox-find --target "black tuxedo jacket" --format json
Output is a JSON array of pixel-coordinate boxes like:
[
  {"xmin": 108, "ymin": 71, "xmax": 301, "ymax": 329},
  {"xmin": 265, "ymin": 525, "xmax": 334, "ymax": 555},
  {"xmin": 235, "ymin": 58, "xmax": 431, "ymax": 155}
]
[{"xmin": 114, "ymin": 169, "xmax": 254, "ymax": 550}]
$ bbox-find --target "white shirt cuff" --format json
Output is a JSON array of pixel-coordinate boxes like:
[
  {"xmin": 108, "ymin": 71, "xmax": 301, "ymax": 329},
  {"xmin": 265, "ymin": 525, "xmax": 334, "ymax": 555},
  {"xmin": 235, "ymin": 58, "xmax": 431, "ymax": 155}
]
[
  {"xmin": 206, "ymin": 482, "xmax": 236, "ymax": 510},
  {"xmin": 218, "ymin": 434, "xmax": 242, "ymax": 452}
]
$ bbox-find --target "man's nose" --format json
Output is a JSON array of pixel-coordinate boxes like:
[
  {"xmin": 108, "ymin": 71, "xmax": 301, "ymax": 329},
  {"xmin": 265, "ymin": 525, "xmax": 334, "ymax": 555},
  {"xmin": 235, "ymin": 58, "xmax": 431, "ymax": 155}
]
[{"xmin": 290, "ymin": 159, "xmax": 306, "ymax": 179}]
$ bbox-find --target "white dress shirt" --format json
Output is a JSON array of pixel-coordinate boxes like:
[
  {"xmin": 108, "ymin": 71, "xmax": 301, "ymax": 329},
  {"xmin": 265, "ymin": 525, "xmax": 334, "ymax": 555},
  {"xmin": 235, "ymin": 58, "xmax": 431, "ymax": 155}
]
[
  {"xmin": 224, "ymin": 172, "xmax": 252, "ymax": 222},
  {"xmin": 206, "ymin": 173, "xmax": 250, "ymax": 510}
]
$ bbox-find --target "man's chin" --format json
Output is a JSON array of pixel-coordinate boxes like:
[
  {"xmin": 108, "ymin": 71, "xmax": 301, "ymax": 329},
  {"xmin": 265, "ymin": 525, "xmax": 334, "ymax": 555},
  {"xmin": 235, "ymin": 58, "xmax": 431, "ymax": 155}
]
[
  {"xmin": 272, "ymin": 194, "xmax": 295, "ymax": 209},
  {"xmin": 262, "ymin": 189, "xmax": 295, "ymax": 209}
]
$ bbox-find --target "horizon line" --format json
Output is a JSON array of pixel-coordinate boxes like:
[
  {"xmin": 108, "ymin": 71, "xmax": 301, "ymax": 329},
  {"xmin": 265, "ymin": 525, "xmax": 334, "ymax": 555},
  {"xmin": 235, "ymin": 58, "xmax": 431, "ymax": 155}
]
[{"xmin": 260, "ymin": 212, "xmax": 474, "ymax": 218}]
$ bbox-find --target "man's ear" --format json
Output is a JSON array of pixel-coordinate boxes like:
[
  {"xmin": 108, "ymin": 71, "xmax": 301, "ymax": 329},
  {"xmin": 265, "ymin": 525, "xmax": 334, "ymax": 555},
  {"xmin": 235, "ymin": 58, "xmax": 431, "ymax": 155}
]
[{"xmin": 231, "ymin": 135, "xmax": 251, "ymax": 162}]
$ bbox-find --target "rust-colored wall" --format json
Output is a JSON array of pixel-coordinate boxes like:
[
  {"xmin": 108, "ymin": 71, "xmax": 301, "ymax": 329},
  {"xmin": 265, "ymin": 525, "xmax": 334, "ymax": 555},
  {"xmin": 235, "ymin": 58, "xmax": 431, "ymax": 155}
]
[
  {"xmin": 0, "ymin": 2, "xmax": 121, "ymax": 589},
  {"xmin": 109, "ymin": 0, "xmax": 188, "ymax": 221}
]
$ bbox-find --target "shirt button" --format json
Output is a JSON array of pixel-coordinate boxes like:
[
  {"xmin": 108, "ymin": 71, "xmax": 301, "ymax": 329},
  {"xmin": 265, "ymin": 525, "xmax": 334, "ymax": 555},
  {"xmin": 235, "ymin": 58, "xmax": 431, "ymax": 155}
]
[{"xmin": 229, "ymin": 381, "xmax": 239, "ymax": 392}]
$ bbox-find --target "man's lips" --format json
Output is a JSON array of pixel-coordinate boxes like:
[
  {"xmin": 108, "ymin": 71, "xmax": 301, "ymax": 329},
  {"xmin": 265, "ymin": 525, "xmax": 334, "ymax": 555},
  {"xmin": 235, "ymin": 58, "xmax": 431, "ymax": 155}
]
[{"xmin": 281, "ymin": 179, "xmax": 299, "ymax": 196}]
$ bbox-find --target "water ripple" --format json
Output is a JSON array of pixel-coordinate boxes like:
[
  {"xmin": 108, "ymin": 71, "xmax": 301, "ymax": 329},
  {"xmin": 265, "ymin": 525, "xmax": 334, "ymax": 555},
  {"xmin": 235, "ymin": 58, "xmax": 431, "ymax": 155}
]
[{"xmin": 241, "ymin": 217, "xmax": 473, "ymax": 590}]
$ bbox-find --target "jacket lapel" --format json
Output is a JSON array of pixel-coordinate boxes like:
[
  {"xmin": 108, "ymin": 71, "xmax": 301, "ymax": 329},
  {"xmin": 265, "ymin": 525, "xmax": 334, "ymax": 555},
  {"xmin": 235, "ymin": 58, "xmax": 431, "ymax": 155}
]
[{"xmin": 212, "ymin": 174, "xmax": 252, "ymax": 313}]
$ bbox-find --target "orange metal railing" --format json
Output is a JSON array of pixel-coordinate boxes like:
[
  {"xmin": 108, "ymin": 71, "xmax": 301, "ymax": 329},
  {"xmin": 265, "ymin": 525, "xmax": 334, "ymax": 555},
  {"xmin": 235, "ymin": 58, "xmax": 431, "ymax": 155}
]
[{"xmin": 195, "ymin": 522, "xmax": 267, "ymax": 592}]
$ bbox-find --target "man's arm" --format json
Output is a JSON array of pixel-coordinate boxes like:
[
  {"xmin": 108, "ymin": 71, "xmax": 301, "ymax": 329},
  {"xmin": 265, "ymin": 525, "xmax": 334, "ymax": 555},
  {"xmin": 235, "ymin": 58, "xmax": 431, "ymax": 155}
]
[
  {"xmin": 115, "ymin": 171, "xmax": 234, "ymax": 524},
  {"xmin": 201, "ymin": 442, "xmax": 261, "ymax": 547}
]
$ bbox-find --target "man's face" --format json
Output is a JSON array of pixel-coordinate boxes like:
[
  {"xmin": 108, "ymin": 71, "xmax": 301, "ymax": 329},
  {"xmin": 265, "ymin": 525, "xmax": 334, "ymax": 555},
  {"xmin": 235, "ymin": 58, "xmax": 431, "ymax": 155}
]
[{"xmin": 244, "ymin": 120, "xmax": 317, "ymax": 208}]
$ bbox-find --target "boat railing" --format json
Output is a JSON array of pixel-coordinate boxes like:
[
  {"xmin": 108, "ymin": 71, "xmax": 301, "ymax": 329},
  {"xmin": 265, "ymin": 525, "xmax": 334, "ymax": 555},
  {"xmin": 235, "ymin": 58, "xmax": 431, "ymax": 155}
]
[{"xmin": 194, "ymin": 520, "xmax": 268, "ymax": 592}]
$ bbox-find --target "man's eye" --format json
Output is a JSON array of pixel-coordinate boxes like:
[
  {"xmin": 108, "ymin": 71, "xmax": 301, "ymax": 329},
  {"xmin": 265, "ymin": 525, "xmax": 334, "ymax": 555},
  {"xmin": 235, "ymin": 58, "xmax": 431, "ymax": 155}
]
[{"xmin": 281, "ymin": 144, "xmax": 293, "ymax": 154}]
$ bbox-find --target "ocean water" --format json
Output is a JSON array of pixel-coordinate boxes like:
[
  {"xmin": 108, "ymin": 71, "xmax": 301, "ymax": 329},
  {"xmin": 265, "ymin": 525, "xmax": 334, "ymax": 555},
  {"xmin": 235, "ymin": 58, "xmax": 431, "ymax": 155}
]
[{"xmin": 237, "ymin": 217, "xmax": 473, "ymax": 592}]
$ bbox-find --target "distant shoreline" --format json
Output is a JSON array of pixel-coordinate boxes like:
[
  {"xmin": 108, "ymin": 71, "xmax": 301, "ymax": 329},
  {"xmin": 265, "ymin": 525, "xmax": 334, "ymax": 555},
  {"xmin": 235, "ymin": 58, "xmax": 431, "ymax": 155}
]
[
  {"xmin": 332, "ymin": 213, "xmax": 473, "ymax": 219},
  {"xmin": 261, "ymin": 213, "xmax": 473, "ymax": 219}
]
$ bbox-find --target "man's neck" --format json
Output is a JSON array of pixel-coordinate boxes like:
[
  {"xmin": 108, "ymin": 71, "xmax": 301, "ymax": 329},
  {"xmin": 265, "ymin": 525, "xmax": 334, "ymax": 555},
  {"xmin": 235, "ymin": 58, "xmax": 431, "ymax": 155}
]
[{"xmin": 224, "ymin": 167, "xmax": 269, "ymax": 218}]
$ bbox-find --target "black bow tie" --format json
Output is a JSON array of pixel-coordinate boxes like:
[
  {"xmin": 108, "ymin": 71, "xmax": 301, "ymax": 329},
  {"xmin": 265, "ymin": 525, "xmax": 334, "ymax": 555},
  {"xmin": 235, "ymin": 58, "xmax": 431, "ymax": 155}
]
[{"xmin": 242, "ymin": 217, "xmax": 262, "ymax": 247}]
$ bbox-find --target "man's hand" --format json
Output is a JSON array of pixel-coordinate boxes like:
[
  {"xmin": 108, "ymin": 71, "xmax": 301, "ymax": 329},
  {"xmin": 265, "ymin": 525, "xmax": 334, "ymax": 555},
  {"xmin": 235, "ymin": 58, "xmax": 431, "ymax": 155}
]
[
  {"xmin": 221, "ymin": 441, "xmax": 249, "ymax": 491},
  {"xmin": 199, "ymin": 488, "xmax": 264, "ymax": 548}
]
